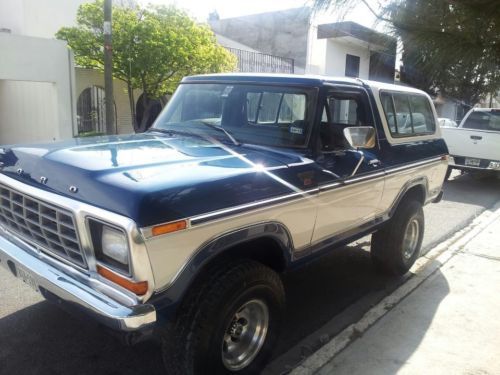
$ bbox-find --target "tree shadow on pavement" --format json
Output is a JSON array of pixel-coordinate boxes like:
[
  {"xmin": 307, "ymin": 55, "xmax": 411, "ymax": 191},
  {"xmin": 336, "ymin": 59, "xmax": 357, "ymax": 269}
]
[
  {"xmin": 265, "ymin": 243, "xmax": 417, "ymax": 374},
  {"xmin": 319, "ymin": 268, "xmax": 450, "ymax": 375},
  {"xmin": 443, "ymin": 172, "xmax": 500, "ymax": 208}
]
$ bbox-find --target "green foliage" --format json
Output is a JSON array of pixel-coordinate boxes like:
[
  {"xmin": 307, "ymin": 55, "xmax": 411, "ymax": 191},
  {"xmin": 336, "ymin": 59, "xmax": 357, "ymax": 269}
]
[
  {"xmin": 312, "ymin": 0, "xmax": 500, "ymax": 105},
  {"xmin": 57, "ymin": 0, "xmax": 236, "ymax": 131}
]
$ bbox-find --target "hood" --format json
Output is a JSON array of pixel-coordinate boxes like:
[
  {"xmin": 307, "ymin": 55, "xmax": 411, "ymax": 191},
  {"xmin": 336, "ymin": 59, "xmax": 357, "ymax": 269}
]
[{"xmin": 0, "ymin": 134, "xmax": 311, "ymax": 227}]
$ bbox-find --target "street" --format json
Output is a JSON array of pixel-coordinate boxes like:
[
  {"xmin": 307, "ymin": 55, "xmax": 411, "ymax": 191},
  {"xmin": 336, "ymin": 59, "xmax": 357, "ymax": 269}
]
[{"xmin": 1, "ymin": 172, "xmax": 499, "ymax": 375}]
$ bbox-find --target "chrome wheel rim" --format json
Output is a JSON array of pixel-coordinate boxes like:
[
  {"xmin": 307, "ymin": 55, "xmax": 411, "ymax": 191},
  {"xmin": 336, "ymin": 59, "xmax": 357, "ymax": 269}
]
[
  {"xmin": 403, "ymin": 218, "xmax": 420, "ymax": 260},
  {"xmin": 221, "ymin": 299, "xmax": 269, "ymax": 371}
]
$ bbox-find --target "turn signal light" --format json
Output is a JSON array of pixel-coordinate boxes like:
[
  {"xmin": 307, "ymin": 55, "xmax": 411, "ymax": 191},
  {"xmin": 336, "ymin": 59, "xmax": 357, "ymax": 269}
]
[
  {"xmin": 151, "ymin": 220, "xmax": 187, "ymax": 236},
  {"xmin": 97, "ymin": 265, "xmax": 148, "ymax": 295}
]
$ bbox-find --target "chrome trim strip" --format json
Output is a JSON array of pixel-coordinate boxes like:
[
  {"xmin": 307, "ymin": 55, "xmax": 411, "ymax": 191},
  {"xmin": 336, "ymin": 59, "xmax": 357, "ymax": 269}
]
[
  {"xmin": 0, "ymin": 226, "xmax": 156, "ymax": 331},
  {"xmin": 343, "ymin": 171, "xmax": 386, "ymax": 184},
  {"xmin": 385, "ymin": 156, "xmax": 443, "ymax": 174},
  {"xmin": 189, "ymin": 187, "xmax": 319, "ymax": 225},
  {"xmin": 142, "ymin": 156, "xmax": 444, "ymax": 232}
]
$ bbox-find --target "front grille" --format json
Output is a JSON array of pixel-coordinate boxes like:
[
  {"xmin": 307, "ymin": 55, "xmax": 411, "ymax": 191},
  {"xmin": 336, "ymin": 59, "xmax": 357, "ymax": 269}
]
[{"xmin": 0, "ymin": 184, "xmax": 87, "ymax": 268}]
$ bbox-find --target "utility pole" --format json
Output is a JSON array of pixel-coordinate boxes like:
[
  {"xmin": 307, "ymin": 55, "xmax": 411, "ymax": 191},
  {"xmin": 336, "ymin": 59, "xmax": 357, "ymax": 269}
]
[{"xmin": 104, "ymin": 0, "xmax": 115, "ymax": 134}]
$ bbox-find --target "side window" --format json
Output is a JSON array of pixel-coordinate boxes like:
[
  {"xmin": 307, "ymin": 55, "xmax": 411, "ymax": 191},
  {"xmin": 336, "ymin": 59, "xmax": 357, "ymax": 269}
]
[
  {"xmin": 258, "ymin": 92, "xmax": 282, "ymax": 123},
  {"xmin": 381, "ymin": 92, "xmax": 436, "ymax": 137},
  {"xmin": 380, "ymin": 92, "xmax": 396, "ymax": 133},
  {"xmin": 246, "ymin": 92, "xmax": 306, "ymax": 125},
  {"xmin": 409, "ymin": 95, "xmax": 436, "ymax": 133},
  {"xmin": 278, "ymin": 94, "xmax": 306, "ymax": 123},
  {"xmin": 320, "ymin": 93, "xmax": 369, "ymax": 151},
  {"xmin": 326, "ymin": 97, "xmax": 364, "ymax": 125},
  {"xmin": 392, "ymin": 94, "xmax": 413, "ymax": 134}
]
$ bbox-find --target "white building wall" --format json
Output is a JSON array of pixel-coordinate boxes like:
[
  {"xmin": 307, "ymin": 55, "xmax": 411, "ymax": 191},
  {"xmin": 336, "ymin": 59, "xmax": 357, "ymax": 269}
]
[
  {"xmin": 324, "ymin": 39, "xmax": 370, "ymax": 78},
  {"xmin": 306, "ymin": 32, "xmax": 371, "ymax": 79},
  {"xmin": 0, "ymin": 81, "xmax": 58, "ymax": 144},
  {"xmin": 0, "ymin": 34, "xmax": 75, "ymax": 144},
  {"xmin": 0, "ymin": 0, "xmax": 87, "ymax": 38}
]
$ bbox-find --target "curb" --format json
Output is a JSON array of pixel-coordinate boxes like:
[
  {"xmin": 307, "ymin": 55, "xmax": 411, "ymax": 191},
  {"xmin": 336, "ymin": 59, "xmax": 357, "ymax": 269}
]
[{"xmin": 291, "ymin": 201, "xmax": 500, "ymax": 375}]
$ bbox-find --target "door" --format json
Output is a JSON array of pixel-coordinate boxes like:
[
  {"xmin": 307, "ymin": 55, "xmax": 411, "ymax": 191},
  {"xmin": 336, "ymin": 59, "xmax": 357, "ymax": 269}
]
[{"xmin": 311, "ymin": 87, "xmax": 385, "ymax": 244}]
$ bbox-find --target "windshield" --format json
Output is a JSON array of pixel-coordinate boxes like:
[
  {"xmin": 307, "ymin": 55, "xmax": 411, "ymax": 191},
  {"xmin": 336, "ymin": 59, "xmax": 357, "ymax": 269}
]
[
  {"xmin": 153, "ymin": 83, "xmax": 317, "ymax": 148},
  {"xmin": 462, "ymin": 111, "xmax": 500, "ymax": 131}
]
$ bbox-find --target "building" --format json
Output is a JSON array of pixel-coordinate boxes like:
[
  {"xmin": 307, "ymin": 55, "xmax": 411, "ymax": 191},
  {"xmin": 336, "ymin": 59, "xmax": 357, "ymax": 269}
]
[
  {"xmin": 0, "ymin": 0, "xmax": 144, "ymax": 143},
  {"xmin": 210, "ymin": 7, "xmax": 397, "ymax": 82}
]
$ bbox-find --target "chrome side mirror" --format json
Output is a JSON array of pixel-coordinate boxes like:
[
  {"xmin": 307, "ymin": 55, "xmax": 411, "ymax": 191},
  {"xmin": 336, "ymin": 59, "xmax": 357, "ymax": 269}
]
[{"xmin": 343, "ymin": 126, "xmax": 376, "ymax": 149}]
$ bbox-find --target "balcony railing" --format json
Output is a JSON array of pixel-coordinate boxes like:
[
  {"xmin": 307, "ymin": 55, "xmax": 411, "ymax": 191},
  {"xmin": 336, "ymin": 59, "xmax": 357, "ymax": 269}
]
[{"xmin": 224, "ymin": 47, "xmax": 294, "ymax": 74}]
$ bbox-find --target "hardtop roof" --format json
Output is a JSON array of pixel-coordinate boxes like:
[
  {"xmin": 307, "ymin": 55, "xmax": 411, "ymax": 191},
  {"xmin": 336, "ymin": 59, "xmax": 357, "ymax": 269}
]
[{"xmin": 182, "ymin": 73, "xmax": 428, "ymax": 95}]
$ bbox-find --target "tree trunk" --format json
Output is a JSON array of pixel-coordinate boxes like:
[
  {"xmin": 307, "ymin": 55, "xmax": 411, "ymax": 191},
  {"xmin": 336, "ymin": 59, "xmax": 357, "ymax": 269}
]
[
  {"xmin": 137, "ymin": 97, "xmax": 154, "ymax": 133},
  {"xmin": 127, "ymin": 82, "xmax": 138, "ymax": 133}
]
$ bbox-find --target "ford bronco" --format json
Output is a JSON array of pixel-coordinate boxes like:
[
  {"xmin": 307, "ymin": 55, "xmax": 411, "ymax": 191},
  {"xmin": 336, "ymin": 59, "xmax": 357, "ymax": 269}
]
[{"xmin": 0, "ymin": 74, "xmax": 448, "ymax": 374}]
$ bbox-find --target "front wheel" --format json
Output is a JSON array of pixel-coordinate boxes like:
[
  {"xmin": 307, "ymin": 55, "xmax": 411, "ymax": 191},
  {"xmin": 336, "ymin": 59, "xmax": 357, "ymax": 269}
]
[
  {"xmin": 371, "ymin": 199, "xmax": 424, "ymax": 275},
  {"xmin": 161, "ymin": 260, "xmax": 285, "ymax": 375}
]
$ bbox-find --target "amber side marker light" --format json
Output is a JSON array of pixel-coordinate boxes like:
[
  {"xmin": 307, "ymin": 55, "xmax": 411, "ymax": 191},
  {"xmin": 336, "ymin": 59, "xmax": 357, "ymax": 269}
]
[
  {"xmin": 97, "ymin": 265, "xmax": 148, "ymax": 295},
  {"xmin": 151, "ymin": 220, "xmax": 187, "ymax": 237}
]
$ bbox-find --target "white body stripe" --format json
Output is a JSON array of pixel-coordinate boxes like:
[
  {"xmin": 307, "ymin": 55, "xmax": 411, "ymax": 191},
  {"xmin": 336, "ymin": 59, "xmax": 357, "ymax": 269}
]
[{"xmin": 145, "ymin": 157, "xmax": 448, "ymax": 292}]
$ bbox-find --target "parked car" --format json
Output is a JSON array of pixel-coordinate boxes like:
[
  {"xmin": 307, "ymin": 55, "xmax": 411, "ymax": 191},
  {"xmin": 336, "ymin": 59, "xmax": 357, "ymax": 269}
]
[
  {"xmin": 438, "ymin": 117, "xmax": 458, "ymax": 128},
  {"xmin": 0, "ymin": 74, "xmax": 448, "ymax": 374},
  {"xmin": 442, "ymin": 108, "xmax": 500, "ymax": 179}
]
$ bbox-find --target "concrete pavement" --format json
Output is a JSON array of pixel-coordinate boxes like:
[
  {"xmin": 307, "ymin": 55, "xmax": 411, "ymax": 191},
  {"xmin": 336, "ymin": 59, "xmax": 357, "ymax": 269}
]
[{"xmin": 293, "ymin": 202, "xmax": 500, "ymax": 375}]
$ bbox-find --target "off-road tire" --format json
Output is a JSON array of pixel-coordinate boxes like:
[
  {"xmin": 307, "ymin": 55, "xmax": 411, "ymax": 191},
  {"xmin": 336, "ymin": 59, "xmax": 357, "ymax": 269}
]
[
  {"xmin": 161, "ymin": 259, "xmax": 285, "ymax": 375},
  {"xmin": 371, "ymin": 199, "xmax": 424, "ymax": 275}
]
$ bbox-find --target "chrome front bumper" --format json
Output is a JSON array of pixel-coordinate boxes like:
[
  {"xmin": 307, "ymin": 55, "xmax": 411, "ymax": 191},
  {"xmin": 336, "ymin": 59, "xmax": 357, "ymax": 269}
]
[{"xmin": 0, "ymin": 228, "xmax": 156, "ymax": 332}]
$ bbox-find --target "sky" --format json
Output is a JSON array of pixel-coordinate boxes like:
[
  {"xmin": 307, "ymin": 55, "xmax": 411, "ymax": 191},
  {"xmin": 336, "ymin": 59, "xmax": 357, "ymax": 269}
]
[{"xmin": 138, "ymin": 0, "xmax": 384, "ymax": 30}]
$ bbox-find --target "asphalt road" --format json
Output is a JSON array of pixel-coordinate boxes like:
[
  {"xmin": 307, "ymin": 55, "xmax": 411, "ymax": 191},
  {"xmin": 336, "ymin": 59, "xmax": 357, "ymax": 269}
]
[{"xmin": 0, "ymin": 172, "xmax": 499, "ymax": 375}]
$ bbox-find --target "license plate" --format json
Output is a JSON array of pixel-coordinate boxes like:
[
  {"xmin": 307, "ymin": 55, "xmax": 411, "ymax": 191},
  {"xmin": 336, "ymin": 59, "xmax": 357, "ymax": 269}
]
[
  {"xmin": 15, "ymin": 265, "xmax": 39, "ymax": 293},
  {"xmin": 465, "ymin": 158, "xmax": 481, "ymax": 167}
]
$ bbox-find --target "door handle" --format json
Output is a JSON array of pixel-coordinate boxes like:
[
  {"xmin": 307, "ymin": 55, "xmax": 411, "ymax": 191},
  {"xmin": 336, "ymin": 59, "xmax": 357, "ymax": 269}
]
[{"xmin": 470, "ymin": 135, "xmax": 482, "ymax": 140}]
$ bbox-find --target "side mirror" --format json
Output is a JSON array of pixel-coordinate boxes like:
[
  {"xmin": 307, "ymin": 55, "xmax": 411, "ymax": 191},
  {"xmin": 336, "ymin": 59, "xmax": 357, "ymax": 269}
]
[{"xmin": 343, "ymin": 126, "xmax": 376, "ymax": 149}]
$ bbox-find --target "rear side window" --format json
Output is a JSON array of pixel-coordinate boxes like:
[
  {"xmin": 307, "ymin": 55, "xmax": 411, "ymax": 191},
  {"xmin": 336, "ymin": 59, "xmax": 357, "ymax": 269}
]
[
  {"xmin": 462, "ymin": 111, "xmax": 500, "ymax": 131},
  {"xmin": 380, "ymin": 92, "xmax": 436, "ymax": 137},
  {"xmin": 247, "ymin": 91, "xmax": 306, "ymax": 125}
]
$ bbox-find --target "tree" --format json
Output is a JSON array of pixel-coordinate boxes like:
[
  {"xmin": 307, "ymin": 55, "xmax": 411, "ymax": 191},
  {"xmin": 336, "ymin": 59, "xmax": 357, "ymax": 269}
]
[
  {"xmin": 312, "ymin": 0, "xmax": 500, "ymax": 106},
  {"xmin": 57, "ymin": 1, "xmax": 237, "ymax": 132}
]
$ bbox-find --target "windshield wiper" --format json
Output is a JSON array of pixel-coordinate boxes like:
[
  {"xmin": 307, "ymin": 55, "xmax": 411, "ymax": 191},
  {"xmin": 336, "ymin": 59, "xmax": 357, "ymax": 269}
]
[{"xmin": 194, "ymin": 121, "xmax": 240, "ymax": 146}]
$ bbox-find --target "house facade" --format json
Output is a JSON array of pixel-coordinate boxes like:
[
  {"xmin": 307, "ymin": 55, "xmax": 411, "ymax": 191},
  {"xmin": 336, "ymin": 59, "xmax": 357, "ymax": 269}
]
[
  {"xmin": 0, "ymin": 0, "xmax": 145, "ymax": 143},
  {"xmin": 210, "ymin": 7, "xmax": 397, "ymax": 82}
]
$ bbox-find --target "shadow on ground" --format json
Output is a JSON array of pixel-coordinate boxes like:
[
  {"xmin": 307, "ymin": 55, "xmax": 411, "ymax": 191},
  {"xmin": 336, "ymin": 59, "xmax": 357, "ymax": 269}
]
[{"xmin": 0, "ymin": 172, "xmax": 496, "ymax": 375}]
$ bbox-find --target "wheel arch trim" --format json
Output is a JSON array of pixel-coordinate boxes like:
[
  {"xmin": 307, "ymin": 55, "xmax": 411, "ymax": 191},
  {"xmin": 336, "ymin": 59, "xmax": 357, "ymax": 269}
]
[{"xmin": 148, "ymin": 221, "xmax": 293, "ymax": 313}]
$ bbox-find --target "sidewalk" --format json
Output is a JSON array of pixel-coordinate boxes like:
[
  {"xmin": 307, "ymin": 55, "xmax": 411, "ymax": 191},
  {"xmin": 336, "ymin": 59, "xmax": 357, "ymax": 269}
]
[{"xmin": 294, "ymin": 204, "xmax": 500, "ymax": 375}]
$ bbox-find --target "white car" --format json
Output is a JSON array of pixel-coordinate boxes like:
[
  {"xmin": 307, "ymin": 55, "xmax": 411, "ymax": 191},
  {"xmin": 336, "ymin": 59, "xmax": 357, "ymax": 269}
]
[
  {"xmin": 442, "ymin": 108, "xmax": 500, "ymax": 179},
  {"xmin": 438, "ymin": 117, "xmax": 458, "ymax": 128}
]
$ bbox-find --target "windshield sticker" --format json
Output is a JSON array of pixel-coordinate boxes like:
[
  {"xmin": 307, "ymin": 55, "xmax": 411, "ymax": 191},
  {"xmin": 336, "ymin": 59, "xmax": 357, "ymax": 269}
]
[{"xmin": 290, "ymin": 126, "xmax": 303, "ymax": 135}]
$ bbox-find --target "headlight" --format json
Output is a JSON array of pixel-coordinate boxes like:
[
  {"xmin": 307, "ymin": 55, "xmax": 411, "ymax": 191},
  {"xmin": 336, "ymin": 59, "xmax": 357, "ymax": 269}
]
[
  {"xmin": 88, "ymin": 219, "xmax": 130, "ymax": 274},
  {"xmin": 102, "ymin": 226, "xmax": 129, "ymax": 265}
]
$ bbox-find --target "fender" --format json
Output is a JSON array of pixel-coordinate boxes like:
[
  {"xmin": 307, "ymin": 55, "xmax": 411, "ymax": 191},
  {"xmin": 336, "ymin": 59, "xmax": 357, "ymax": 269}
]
[
  {"xmin": 148, "ymin": 221, "xmax": 293, "ymax": 316},
  {"xmin": 388, "ymin": 176, "xmax": 429, "ymax": 218}
]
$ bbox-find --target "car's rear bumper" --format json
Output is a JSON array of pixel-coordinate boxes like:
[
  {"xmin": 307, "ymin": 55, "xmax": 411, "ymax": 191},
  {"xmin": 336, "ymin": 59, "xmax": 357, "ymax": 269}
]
[
  {"xmin": 449, "ymin": 156, "xmax": 500, "ymax": 171},
  {"xmin": 0, "ymin": 226, "xmax": 156, "ymax": 332}
]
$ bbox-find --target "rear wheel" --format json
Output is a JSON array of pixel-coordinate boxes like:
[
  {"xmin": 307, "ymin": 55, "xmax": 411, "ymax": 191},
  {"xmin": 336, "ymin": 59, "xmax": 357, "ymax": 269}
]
[
  {"xmin": 161, "ymin": 260, "xmax": 285, "ymax": 375},
  {"xmin": 371, "ymin": 199, "xmax": 424, "ymax": 275}
]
